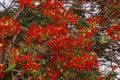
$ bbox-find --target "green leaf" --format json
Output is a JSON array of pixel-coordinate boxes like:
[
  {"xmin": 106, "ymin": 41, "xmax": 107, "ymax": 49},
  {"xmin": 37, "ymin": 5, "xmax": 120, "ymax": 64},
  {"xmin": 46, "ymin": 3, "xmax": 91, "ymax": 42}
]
[{"xmin": 6, "ymin": 63, "xmax": 16, "ymax": 71}]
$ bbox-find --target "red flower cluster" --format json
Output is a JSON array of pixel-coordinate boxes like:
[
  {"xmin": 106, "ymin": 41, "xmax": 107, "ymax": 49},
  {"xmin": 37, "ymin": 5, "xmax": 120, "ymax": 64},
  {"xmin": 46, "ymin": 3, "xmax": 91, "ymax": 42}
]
[
  {"xmin": 40, "ymin": 0, "xmax": 79, "ymax": 24},
  {"xmin": 40, "ymin": 0, "xmax": 64, "ymax": 17},
  {"xmin": 26, "ymin": 24, "xmax": 69, "ymax": 44},
  {"xmin": 19, "ymin": 0, "xmax": 40, "ymax": 8},
  {"xmin": 46, "ymin": 25, "xmax": 68, "ymax": 39},
  {"xmin": 86, "ymin": 16, "xmax": 105, "ymax": 26},
  {"xmin": 46, "ymin": 68, "xmax": 63, "ymax": 80},
  {"xmin": 1, "ymin": 0, "xmax": 115, "ymax": 79},
  {"xmin": 26, "ymin": 25, "xmax": 46, "ymax": 44},
  {"xmin": 66, "ymin": 11, "xmax": 79, "ymax": 24},
  {"xmin": 98, "ymin": 77, "xmax": 104, "ymax": 80},
  {"xmin": 108, "ymin": 0, "xmax": 120, "ymax": 5},
  {"xmin": 35, "ymin": 77, "xmax": 46, "ymax": 80},
  {"xmin": 86, "ymin": 16, "xmax": 105, "ymax": 22},
  {"xmin": 67, "ymin": 52, "xmax": 98, "ymax": 71},
  {"xmin": 9, "ymin": 47, "xmax": 41, "ymax": 72},
  {"xmin": 78, "ymin": 27, "xmax": 100, "ymax": 51},
  {"xmin": 106, "ymin": 24, "xmax": 120, "ymax": 40},
  {"xmin": 47, "ymin": 35, "xmax": 73, "ymax": 51},
  {"xmin": 0, "ymin": 16, "xmax": 21, "ymax": 36},
  {"xmin": 22, "ymin": 62, "xmax": 40, "ymax": 72},
  {"xmin": 113, "ymin": 11, "xmax": 120, "ymax": 16}
]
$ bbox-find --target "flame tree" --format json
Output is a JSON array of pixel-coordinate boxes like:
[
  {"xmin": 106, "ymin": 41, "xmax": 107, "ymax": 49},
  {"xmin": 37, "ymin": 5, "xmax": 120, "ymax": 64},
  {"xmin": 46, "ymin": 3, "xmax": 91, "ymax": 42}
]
[{"xmin": 0, "ymin": 0, "xmax": 120, "ymax": 80}]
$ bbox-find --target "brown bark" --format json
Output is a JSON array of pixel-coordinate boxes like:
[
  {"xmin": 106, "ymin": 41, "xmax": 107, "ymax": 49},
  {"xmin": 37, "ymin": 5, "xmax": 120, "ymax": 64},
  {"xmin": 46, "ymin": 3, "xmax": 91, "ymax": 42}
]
[
  {"xmin": 0, "ymin": 51, "xmax": 3, "ymax": 63},
  {"xmin": 0, "ymin": 44, "xmax": 4, "ymax": 63}
]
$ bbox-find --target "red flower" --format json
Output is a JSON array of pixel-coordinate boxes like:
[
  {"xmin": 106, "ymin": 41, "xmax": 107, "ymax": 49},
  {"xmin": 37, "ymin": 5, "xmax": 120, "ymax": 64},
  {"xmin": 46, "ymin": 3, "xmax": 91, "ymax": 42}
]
[
  {"xmin": 26, "ymin": 25, "xmax": 46, "ymax": 45},
  {"xmin": 98, "ymin": 77, "xmax": 104, "ymax": 80},
  {"xmin": 106, "ymin": 24, "xmax": 120, "ymax": 40},
  {"xmin": 106, "ymin": 27, "xmax": 113, "ymax": 36},
  {"xmin": 0, "ymin": 17, "xmax": 21, "ymax": 36},
  {"xmin": 19, "ymin": 0, "xmax": 38, "ymax": 8},
  {"xmin": 35, "ymin": 77, "xmax": 46, "ymax": 80},
  {"xmin": 22, "ymin": 62, "xmax": 40, "ymax": 72},
  {"xmin": 67, "ymin": 52, "xmax": 98, "ymax": 71},
  {"xmin": 108, "ymin": 0, "xmax": 120, "ymax": 5},
  {"xmin": 112, "ymin": 65, "xmax": 118, "ymax": 70},
  {"xmin": 0, "ymin": 64, "xmax": 5, "ymax": 78},
  {"xmin": 10, "ymin": 19, "xmax": 21, "ymax": 34}
]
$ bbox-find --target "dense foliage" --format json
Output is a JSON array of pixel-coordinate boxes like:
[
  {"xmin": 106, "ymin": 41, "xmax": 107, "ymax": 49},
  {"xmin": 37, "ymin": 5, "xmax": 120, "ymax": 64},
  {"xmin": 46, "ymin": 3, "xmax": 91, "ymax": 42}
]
[{"xmin": 0, "ymin": 0, "xmax": 120, "ymax": 80}]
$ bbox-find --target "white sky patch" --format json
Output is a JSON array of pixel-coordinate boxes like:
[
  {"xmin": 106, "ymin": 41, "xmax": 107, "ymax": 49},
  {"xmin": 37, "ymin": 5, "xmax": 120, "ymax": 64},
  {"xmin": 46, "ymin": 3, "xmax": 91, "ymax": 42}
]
[
  {"xmin": 63, "ymin": 0, "xmax": 73, "ymax": 10},
  {"xmin": 99, "ymin": 56, "xmax": 120, "ymax": 80},
  {"xmin": 82, "ymin": 2, "xmax": 100, "ymax": 18},
  {"xmin": 0, "ymin": 0, "xmax": 12, "ymax": 11}
]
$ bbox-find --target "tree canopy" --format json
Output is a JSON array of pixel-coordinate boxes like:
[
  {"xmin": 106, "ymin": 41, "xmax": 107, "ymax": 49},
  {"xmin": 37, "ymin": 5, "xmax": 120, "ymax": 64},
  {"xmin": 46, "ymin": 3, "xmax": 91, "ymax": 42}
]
[{"xmin": 0, "ymin": 0, "xmax": 120, "ymax": 80}]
